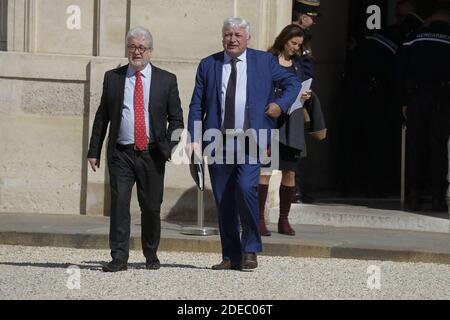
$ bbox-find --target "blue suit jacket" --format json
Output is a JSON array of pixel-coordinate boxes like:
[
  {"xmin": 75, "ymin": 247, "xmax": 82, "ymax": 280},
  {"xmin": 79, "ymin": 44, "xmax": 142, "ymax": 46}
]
[{"xmin": 188, "ymin": 48, "xmax": 301, "ymax": 144}]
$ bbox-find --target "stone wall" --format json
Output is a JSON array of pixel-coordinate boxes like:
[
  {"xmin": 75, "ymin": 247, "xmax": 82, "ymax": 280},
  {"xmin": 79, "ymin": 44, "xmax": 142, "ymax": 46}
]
[
  {"xmin": 0, "ymin": 0, "xmax": 296, "ymax": 218},
  {"xmin": 0, "ymin": 0, "xmax": 7, "ymax": 50},
  {"xmin": 0, "ymin": 0, "xmax": 380, "ymax": 219}
]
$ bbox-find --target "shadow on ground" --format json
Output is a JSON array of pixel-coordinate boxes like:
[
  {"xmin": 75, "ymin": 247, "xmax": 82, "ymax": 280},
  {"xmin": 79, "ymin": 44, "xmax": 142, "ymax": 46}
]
[
  {"xmin": 165, "ymin": 187, "xmax": 218, "ymax": 224},
  {"xmin": 0, "ymin": 261, "xmax": 210, "ymax": 271}
]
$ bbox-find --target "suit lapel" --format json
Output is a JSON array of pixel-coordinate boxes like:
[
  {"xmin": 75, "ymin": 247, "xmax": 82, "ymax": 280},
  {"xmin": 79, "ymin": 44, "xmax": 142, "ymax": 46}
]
[
  {"xmin": 215, "ymin": 52, "xmax": 224, "ymax": 102},
  {"xmin": 246, "ymin": 49, "xmax": 255, "ymax": 107},
  {"xmin": 115, "ymin": 65, "xmax": 127, "ymax": 132},
  {"xmin": 149, "ymin": 64, "xmax": 159, "ymax": 121},
  {"xmin": 117, "ymin": 66, "xmax": 127, "ymax": 113}
]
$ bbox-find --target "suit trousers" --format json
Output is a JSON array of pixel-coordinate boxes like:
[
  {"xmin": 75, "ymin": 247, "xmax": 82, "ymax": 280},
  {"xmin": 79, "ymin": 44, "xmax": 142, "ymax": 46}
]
[
  {"xmin": 208, "ymin": 139, "xmax": 262, "ymax": 265},
  {"xmin": 108, "ymin": 146, "xmax": 165, "ymax": 262}
]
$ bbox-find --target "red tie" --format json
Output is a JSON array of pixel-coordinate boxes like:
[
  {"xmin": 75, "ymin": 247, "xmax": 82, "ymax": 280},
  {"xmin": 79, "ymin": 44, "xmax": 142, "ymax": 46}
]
[{"xmin": 134, "ymin": 70, "xmax": 147, "ymax": 150}]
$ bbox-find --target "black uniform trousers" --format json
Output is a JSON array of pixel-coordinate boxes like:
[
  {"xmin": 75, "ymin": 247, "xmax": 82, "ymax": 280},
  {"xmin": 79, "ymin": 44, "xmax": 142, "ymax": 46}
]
[
  {"xmin": 340, "ymin": 78, "xmax": 397, "ymax": 196},
  {"xmin": 406, "ymin": 84, "xmax": 450, "ymax": 199},
  {"xmin": 108, "ymin": 145, "xmax": 166, "ymax": 263}
]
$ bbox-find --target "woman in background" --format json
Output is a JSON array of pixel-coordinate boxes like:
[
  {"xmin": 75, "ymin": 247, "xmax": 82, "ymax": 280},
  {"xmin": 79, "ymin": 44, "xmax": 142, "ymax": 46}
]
[{"xmin": 259, "ymin": 24, "xmax": 312, "ymax": 236}]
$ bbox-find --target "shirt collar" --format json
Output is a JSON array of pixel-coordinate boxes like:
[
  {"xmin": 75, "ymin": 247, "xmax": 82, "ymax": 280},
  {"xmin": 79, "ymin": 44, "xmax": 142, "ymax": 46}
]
[
  {"xmin": 224, "ymin": 50, "xmax": 247, "ymax": 64},
  {"xmin": 127, "ymin": 62, "xmax": 152, "ymax": 78}
]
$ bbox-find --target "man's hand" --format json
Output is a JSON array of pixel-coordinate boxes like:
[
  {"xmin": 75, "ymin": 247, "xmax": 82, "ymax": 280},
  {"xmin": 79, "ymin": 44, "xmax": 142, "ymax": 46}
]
[
  {"xmin": 186, "ymin": 142, "xmax": 201, "ymax": 159},
  {"xmin": 88, "ymin": 158, "xmax": 100, "ymax": 172},
  {"xmin": 301, "ymin": 90, "xmax": 312, "ymax": 101},
  {"xmin": 265, "ymin": 103, "xmax": 283, "ymax": 119}
]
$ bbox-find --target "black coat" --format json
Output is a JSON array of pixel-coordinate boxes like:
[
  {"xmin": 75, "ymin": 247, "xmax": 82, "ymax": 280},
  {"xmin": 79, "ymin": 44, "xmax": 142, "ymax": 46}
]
[
  {"xmin": 87, "ymin": 64, "xmax": 184, "ymax": 162},
  {"xmin": 277, "ymin": 58, "xmax": 326, "ymax": 155},
  {"xmin": 276, "ymin": 57, "xmax": 306, "ymax": 152}
]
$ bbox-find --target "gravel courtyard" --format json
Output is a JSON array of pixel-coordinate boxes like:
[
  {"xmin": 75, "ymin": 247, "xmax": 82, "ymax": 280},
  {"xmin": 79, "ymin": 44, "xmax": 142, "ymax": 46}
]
[{"xmin": 0, "ymin": 245, "xmax": 449, "ymax": 300}]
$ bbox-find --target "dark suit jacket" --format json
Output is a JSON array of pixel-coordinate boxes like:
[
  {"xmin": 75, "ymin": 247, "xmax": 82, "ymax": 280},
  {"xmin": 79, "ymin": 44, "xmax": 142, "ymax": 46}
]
[{"xmin": 87, "ymin": 63, "xmax": 184, "ymax": 162}]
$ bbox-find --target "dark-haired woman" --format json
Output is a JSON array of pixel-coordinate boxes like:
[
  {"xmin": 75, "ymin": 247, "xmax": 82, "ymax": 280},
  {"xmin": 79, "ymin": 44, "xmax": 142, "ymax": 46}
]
[{"xmin": 259, "ymin": 24, "xmax": 312, "ymax": 236}]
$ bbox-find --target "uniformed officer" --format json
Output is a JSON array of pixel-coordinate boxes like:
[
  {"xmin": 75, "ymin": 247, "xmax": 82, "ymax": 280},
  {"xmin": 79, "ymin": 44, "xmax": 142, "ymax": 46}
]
[
  {"xmin": 292, "ymin": 0, "xmax": 320, "ymax": 80},
  {"xmin": 399, "ymin": 8, "xmax": 450, "ymax": 212},
  {"xmin": 291, "ymin": 0, "xmax": 321, "ymax": 203},
  {"xmin": 340, "ymin": 8, "xmax": 423, "ymax": 199}
]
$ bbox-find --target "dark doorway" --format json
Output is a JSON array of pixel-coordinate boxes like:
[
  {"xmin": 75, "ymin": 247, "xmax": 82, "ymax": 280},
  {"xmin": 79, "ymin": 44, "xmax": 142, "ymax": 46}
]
[{"xmin": 333, "ymin": 0, "xmax": 446, "ymax": 201}]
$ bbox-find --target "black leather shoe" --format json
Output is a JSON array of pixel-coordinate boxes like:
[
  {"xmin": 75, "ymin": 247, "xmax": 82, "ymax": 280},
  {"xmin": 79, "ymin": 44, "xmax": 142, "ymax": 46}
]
[
  {"xmin": 102, "ymin": 260, "xmax": 127, "ymax": 272},
  {"xmin": 408, "ymin": 197, "xmax": 422, "ymax": 211},
  {"xmin": 146, "ymin": 259, "xmax": 161, "ymax": 270},
  {"xmin": 301, "ymin": 193, "xmax": 315, "ymax": 204},
  {"xmin": 366, "ymin": 190, "xmax": 388, "ymax": 199},
  {"xmin": 432, "ymin": 197, "xmax": 448, "ymax": 212},
  {"xmin": 212, "ymin": 259, "xmax": 241, "ymax": 270},
  {"xmin": 241, "ymin": 253, "xmax": 258, "ymax": 270}
]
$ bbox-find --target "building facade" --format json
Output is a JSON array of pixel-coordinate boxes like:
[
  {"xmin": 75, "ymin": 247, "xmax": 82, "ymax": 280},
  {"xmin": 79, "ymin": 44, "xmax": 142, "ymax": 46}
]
[{"xmin": 0, "ymin": 0, "xmax": 351, "ymax": 218}]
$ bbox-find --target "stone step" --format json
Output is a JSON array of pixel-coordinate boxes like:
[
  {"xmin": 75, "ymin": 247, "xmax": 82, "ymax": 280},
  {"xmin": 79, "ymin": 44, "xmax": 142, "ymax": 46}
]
[{"xmin": 268, "ymin": 201, "xmax": 450, "ymax": 233}]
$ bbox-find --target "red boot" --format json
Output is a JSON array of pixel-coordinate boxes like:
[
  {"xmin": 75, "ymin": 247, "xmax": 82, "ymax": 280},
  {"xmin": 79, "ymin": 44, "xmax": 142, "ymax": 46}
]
[
  {"xmin": 260, "ymin": 219, "xmax": 271, "ymax": 237},
  {"xmin": 258, "ymin": 184, "xmax": 271, "ymax": 236},
  {"xmin": 278, "ymin": 217, "xmax": 295, "ymax": 236},
  {"xmin": 278, "ymin": 185, "xmax": 296, "ymax": 236}
]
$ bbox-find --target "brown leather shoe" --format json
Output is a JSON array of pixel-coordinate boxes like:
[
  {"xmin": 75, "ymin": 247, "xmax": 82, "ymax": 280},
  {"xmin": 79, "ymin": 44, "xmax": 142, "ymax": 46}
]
[
  {"xmin": 212, "ymin": 259, "xmax": 241, "ymax": 270},
  {"xmin": 241, "ymin": 253, "xmax": 258, "ymax": 269}
]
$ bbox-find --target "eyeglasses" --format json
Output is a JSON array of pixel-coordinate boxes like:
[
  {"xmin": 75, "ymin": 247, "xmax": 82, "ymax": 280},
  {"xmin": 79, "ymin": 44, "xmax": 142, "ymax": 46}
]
[{"xmin": 127, "ymin": 45, "xmax": 150, "ymax": 54}]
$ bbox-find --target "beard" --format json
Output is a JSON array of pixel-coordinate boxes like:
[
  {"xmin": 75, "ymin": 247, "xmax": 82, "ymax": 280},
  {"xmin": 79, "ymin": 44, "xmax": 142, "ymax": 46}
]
[{"xmin": 129, "ymin": 57, "xmax": 148, "ymax": 70}]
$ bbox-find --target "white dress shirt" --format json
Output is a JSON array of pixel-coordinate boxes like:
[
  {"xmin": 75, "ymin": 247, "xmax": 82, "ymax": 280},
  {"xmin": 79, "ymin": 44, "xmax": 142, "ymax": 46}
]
[
  {"xmin": 117, "ymin": 63, "xmax": 153, "ymax": 144},
  {"xmin": 221, "ymin": 51, "xmax": 248, "ymax": 131}
]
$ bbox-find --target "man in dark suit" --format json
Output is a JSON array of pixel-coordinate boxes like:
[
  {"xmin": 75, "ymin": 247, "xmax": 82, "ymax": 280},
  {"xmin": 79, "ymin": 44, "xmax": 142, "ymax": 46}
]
[
  {"xmin": 187, "ymin": 17, "xmax": 301, "ymax": 270},
  {"xmin": 87, "ymin": 26, "xmax": 184, "ymax": 272}
]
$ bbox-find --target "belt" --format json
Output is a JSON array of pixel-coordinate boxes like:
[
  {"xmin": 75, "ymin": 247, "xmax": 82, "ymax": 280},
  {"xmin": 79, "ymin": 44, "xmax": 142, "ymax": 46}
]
[{"xmin": 116, "ymin": 143, "xmax": 157, "ymax": 151}]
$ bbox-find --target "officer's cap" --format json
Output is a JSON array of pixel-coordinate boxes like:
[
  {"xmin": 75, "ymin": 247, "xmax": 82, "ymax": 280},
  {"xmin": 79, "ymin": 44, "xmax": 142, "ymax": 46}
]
[{"xmin": 294, "ymin": 0, "xmax": 321, "ymax": 17}]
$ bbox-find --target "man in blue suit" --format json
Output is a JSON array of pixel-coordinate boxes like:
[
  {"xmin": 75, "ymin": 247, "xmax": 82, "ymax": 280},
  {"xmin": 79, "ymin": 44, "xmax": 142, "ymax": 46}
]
[{"xmin": 187, "ymin": 17, "xmax": 301, "ymax": 270}]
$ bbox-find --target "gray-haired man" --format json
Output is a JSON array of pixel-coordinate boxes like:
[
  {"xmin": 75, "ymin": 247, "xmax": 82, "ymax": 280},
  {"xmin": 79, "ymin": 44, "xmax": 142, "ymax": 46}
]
[
  {"xmin": 88, "ymin": 27, "xmax": 184, "ymax": 272},
  {"xmin": 187, "ymin": 17, "xmax": 300, "ymax": 270}
]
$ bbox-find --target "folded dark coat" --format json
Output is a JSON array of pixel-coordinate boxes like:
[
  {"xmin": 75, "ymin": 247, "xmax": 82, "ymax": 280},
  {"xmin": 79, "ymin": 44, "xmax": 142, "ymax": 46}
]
[
  {"xmin": 278, "ymin": 90, "xmax": 326, "ymax": 158},
  {"xmin": 304, "ymin": 91, "xmax": 327, "ymax": 141}
]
